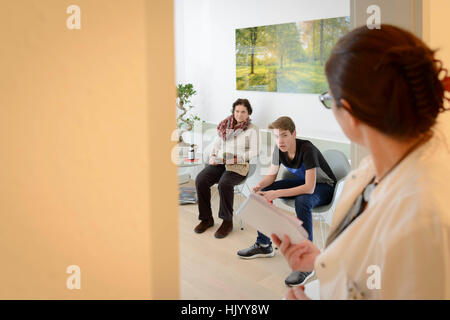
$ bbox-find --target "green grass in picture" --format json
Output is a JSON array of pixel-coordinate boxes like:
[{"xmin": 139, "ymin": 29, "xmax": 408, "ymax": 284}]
[
  {"xmin": 237, "ymin": 66, "xmax": 273, "ymax": 91},
  {"xmin": 236, "ymin": 62, "xmax": 328, "ymax": 93}
]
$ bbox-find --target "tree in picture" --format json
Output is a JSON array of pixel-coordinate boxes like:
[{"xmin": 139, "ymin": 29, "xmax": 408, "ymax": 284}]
[
  {"xmin": 235, "ymin": 16, "xmax": 350, "ymax": 94},
  {"xmin": 236, "ymin": 26, "xmax": 272, "ymax": 91}
]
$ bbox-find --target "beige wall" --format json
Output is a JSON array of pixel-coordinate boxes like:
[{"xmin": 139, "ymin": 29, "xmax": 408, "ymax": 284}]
[
  {"xmin": 349, "ymin": 0, "xmax": 450, "ymax": 167},
  {"xmin": 0, "ymin": 0, "xmax": 178, "ymax": 299},
  {"xmin": 423, "ymin": 0, "xmax": 450, "ymax": 61},
  {"xmin": 423, "ymin": 0, "xmax": 450, "ymax": 108},
  {"xmin": 349, "ymin": 0, "xmax": 424, "ymax": 168}
]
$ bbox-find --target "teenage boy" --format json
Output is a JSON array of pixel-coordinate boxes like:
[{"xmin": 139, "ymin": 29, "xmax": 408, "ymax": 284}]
[{"xmin": 237, "ymin": 116, "xmax": 336, "ymax": 287}]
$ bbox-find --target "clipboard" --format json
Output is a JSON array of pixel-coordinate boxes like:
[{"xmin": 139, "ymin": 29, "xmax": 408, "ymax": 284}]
[{"xmin": 235, "ymin": 193, "xmax": 309, "ymax": 244}]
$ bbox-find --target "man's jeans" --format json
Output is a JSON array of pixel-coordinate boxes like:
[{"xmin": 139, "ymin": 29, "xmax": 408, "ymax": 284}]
[{"xmin": 256, "ymin": 179, "xmax": 334, "ymax": 245}]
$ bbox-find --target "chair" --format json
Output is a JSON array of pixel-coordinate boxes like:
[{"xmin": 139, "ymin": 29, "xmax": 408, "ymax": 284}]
[
  {"xmin": 278, "ymin": 149, "xmax": 351, "ymax": 249},
  {"xmin": 211, "ymin": 163, "xmax": 257, "ymax": 230},
  {"xmin": 232, "ymin": 163, "xmax": 257, "ymax": 230}
]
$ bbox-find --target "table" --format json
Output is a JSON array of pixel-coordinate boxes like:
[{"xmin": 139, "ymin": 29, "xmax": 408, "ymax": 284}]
[{"xmin": 178, "ymin": 158, "xmax": 202, "ymax": 184}]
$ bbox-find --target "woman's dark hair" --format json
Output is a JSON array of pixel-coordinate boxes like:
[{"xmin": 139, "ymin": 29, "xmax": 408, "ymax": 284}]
[
  {"xmin": 232, "ymin": 98, "xmax": 252, "ymax": 115},
  {"xmin": 325, "ymin": 24, "xmax": 449, "ymax": 140}
]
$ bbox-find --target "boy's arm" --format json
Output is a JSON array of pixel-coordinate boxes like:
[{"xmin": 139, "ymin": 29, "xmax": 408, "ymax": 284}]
[
  {"xmin": 275, "ymin": 168, "xmax": 317, "ymax": 197},
  {"xmin": 252, "ymin": 164, "xmax": 279, "ymax": 192}
]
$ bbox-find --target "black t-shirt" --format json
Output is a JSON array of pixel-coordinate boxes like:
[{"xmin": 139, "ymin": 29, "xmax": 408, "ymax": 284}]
[{"xmin": 272, "ymin": 139, "xmax": 337, "ymax": 186}]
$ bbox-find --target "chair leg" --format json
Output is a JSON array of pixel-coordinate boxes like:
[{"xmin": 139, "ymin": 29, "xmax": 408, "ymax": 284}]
[
  {"xmin": 319, "ymin": 218, "xmax": 325, "ymax": 250},
  {"xmin": 233, "ymin": 188, "xmax": 245, "ymax": 231},
  {"xmin": 210, "ymin": 186, "xmax": 218, "ymax": 201},
  {"xmin": 235, "ymin": 182, "xmax": 253, "ymax": 230},
  {"xmin": 212, "ymin": 183, "xmax": 247, "ymax": 231},
  {"xmin": 243, "ymin": 181, "xmax": 252, "ymax": 196},
  {"xmin": 235, "ymin": 183, "xmax": 245, "ymax": 196}
]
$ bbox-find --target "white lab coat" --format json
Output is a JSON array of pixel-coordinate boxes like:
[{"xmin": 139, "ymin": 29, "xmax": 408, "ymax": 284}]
[{"xmin": 314, "ymin": 117, "xmax": 450, "ymax": 299}]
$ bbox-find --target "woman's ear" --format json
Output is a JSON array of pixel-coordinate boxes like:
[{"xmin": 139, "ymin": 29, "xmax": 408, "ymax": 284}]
[
  {"xmin": 340, "ymin": 98, "xmax": 352, "ymax": 112},
  {"xmin": 339, "ymin": 98, "xmax": 363, "ymax": 143},
  {"xmin": 340, "ymin": 99, "xmax": 359, "ymax": 128}
]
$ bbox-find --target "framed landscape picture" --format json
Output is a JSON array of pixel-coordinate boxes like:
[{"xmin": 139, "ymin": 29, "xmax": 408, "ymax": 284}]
[{"xmin": 235, "ymin": 16, "xmax": 350, "ymax": 94}]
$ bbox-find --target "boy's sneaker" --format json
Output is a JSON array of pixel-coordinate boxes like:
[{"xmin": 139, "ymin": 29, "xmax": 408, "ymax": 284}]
[
  {"xmin": 284, "ymin": 271, "xmax": 314, "ymax": 287},
  {"xmin": 237, "ymin": 243, "xmax": 275, "ymax": 259}
]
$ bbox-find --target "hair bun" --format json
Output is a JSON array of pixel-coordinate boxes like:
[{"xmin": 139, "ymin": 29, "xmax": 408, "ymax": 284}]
[
  {"xmin": 325, "ymin": 24, "xmax": 449, "ymax": 139},
  {"xmin": 375, "ymin": 46, "xmax": 433, "ymax": 71},
  {"xmin": 374, "ymin": 44, "xmax": 449, "ymax": 114}
]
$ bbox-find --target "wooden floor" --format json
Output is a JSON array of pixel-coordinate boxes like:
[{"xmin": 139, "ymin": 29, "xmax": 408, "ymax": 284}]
[{"xmin": 179, "ymin": 181, "xmax": 328, "ymax": 300}]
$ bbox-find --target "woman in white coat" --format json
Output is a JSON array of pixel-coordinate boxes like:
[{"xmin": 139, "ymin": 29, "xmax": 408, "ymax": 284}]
[{"xmin": 273, "ymin": 24, "xmax": 450, "ymax": 299}]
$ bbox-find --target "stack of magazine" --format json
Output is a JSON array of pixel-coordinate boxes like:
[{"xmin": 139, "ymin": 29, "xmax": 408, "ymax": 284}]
[
  {"xmin": 179, "ymin": 187, "xmax": 198, "ymax": 204},
  {"xmin": 235, "ymin": 193, "xmax": 308, "ymax": 244}
]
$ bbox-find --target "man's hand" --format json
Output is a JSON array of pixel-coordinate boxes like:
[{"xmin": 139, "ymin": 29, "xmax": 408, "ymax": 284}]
[{"xmin": 271, "ymin": 234, "xmax": 320, "ymax": 273}]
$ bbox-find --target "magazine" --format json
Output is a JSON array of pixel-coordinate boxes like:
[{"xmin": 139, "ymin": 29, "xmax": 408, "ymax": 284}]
[
  {"xmin": 179, "ymin": 187, "xmax": 198, "ymax": 204},
  {"xmin": 235, "ymin": 193, "xmax": 308, "ymax": 244}
]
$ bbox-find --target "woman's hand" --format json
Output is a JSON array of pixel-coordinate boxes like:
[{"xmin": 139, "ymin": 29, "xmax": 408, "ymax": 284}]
[
  {"xmin": 209, "ymin": 156, "xmax": 218, "ymax": 166},
  {"xmin": 225, "ymin": 156, "xmax": 238, "ymax": 165},
  {"xmin": 284, "ymin": 286, "xmax": 311, "ymax": 300},
  {"xmin": 258, "ymin": 190, "xmax": 279, "ymax": 202},
  {"xmin": 271, "ymin": 234, "xmax": 320, "ymax": 273}
]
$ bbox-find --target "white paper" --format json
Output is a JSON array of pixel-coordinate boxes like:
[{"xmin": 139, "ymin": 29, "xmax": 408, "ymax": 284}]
[{"xmin": 235, "ymin": 193, "xmax": 309, "ymax": 244}]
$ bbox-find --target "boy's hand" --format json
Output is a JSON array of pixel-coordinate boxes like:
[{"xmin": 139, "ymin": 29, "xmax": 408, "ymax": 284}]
[
  {"xmin": 252, "ymin": 184, "xmax": 262, "ymax": 193},
  {"xmin": 259, "ymin": 190, "xmax": 279, "ymax": 202}
]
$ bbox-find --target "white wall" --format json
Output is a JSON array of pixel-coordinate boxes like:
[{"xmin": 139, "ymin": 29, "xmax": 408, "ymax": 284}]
[{"xmin": 175, "ymin": 0, "xmax": 350, "ymax": 143}]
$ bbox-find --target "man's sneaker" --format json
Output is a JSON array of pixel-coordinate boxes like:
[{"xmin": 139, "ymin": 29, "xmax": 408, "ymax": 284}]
[
  {"xmin": 284, "ymin": 271, "xmax": 314, "ymax": 287},
  {"xmin": 237, "ymin": 243, "xmax": 275, "ymax": 259}
]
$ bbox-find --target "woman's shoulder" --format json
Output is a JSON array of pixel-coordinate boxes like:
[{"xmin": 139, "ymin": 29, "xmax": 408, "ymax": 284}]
[
  {"xmin": 347, "ymin": 155, "xmax": 375, "ymax": 180},
  {"xmin": 403, "ymin": 128, "xmax": 450, "ymax": 191},
  {"xmin": 371, "ymin": 135, "xmax": 450, "ymax": 234}
]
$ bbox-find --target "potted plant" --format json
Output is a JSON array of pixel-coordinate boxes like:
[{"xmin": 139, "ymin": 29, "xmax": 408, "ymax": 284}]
[{"xmin": 176, "ymin": 83, "xmax": 203, "ymax": 147}]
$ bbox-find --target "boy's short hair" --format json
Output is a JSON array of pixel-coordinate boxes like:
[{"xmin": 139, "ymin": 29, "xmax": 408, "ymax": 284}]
[{"xmin": 268, "ymin": 116, "xmax": 296, "ymax": 134}]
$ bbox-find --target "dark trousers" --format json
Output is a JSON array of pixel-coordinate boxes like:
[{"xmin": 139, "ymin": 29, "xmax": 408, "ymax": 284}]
[
  {"xmin": 256, "ymin": 179, "xmax": 334, "ymax": 244},
  {"xmin": 195, "ymin": 164, "xmax": 246, "ymax": 222}
]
